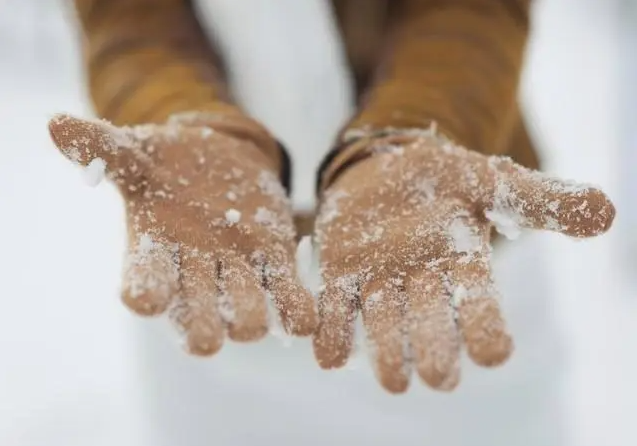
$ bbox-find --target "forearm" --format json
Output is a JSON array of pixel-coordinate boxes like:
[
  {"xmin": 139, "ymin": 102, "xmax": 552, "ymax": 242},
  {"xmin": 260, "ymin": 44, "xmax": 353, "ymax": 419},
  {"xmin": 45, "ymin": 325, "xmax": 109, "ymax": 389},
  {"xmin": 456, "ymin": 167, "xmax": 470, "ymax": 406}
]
[
  {"xmin": 73, "ymin": 0, "xmax": 237, "ymax": 125},
  {"xmin": 322, "ymin": 0, "xmax": 531, "ymax": 191}
]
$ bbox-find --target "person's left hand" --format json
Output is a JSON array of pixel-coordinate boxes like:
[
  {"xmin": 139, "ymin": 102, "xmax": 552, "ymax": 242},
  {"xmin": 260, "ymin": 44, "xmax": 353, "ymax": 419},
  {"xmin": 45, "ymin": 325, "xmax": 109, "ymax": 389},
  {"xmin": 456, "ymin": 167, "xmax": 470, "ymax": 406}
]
[{"xmin": 312, "ymin": 132, "xmax": 615, "ymax": 393}]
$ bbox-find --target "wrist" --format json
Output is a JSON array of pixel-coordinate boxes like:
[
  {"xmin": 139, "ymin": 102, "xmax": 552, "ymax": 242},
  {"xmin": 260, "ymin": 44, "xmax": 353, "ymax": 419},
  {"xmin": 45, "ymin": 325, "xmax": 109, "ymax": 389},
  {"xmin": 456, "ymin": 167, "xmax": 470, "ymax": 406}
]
[{"xmin": 317, "ymin": 125, "xmax": 451, "ymax": 195}]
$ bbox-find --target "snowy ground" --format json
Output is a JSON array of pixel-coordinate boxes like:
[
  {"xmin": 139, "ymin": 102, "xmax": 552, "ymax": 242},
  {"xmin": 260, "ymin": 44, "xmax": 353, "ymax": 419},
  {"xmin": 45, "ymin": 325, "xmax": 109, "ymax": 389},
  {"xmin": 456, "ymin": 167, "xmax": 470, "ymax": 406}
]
[{"xmin": 0, "ymin": 1, "xmax": 635, "ymax": 445}]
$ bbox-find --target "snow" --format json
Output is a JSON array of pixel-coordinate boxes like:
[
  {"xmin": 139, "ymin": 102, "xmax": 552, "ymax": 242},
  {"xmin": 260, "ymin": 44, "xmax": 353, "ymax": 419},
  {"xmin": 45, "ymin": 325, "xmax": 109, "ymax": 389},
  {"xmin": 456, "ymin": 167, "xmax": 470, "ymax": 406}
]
[
  {"xmin": 485, "ymin": 209, "xmax": 522, "ymax": 240},
  {"xmin": 82, "ymin": 157, "xmax": 106, "ymax": 187},
  {"xmin": 224, "ymin": 208, "xmax": 242, "ymax": 224},
  {"xmin": 451, "ymin": 284, "xmax": 468, "ymax": 307},
  {"xmin": 267, "ymin": 293, "xmax": 295, "ymax": 347},
  {"xmin": 295, "ymin": 235, "xmax": 313, "ymax": 287},
  {"xmin": 138, "ymin": 233, "xmax": 154, "ymax": 254},
  {"xmin": 315, "ymin": 189, "xmax": 348, "ymax": 228},
  {"xmin": 448, "ymin": 216, "xmax": 482, "ymax": 253},
  {"xmin": 484, "ymin": 180, "xmax": 524, "ymax": 240},
  {"xmin": 124, "ymin": 233, "xmax": 179, "ymax": 302},
  {"xmin": 0, "ymin": 1, "xmax": 635, "ymax": 446},
  {"xmin": 217, "ymin": 292, "xmax": 236, "ymax": 323},
  {"xmin": 254, "ymin": 206, "xmax": 277, "ymax": 225}
]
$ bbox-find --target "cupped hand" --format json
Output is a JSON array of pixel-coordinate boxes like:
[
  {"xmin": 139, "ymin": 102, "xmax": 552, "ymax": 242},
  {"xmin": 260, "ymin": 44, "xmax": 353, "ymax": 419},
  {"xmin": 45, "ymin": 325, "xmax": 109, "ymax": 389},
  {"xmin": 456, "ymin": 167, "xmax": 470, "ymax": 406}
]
[
  {"xmin": 312, "ymin": 133, "xmax": 615, "ymax": 393},
  {"xmin": 49, "ymin": 113, "xmax": 317, "ymax": 356}
]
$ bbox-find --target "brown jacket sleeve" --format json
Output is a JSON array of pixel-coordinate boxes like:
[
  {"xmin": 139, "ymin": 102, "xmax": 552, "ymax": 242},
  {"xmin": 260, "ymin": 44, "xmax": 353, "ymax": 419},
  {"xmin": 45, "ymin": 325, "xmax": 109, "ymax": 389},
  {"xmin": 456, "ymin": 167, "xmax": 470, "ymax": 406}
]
[
  {"xmin": 72, "ymin": 0, "xmax": 238, "ymax": 126},
  {"xmin": 320, "ymin": 0, "xmax": 532, "ymax": 192}
]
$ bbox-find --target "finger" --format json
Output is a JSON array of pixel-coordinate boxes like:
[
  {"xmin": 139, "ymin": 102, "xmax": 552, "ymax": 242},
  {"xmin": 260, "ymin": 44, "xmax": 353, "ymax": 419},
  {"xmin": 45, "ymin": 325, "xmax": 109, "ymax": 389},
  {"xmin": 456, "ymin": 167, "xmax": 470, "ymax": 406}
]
[
  {"xmin": 312, "ymin": 272, "xmax": 359, "ymax": 369},
  {"xmin": 405, "ymin": 271, "xmax": 461, "ymax": 390},
  {"xmin": 447, "ymin": 257, "xmax": 512, "ymax": 367},
  {"xmin": 121, "ymin": 233, "xmax": 179, "ymax": 316},
  {"xmin": 172, "ymin": 250, "xmax": 224, "ymax": 356},
  {"xmin": 48, "ymin": 114, "xmax": 137, "ymax": 169},
  {"xmin": 361, "ymin": 282, "xmax": 410, "ymax": 394},
  {"xmin": 438, "ymin": 362, "xmax": 461, "ymax": 391},
  {"xmin": 264, "ymin": 262, "xmax": 318, "ymax": 337},
  {"xmin": 220, "ymin": 255, "xmax": 269, "ymax": 342},
  {"xmin": 488, "ymin": 157, "xmax": 615, "ymax": 238}
]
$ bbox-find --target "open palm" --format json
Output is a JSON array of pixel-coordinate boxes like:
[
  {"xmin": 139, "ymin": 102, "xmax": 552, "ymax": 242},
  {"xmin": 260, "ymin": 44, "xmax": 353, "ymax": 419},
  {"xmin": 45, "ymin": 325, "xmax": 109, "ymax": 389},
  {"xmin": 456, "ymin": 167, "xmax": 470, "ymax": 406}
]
[
  {"xmin": 49, "ymin": 113, "xmax": 316, "ymax": 356},
  {"xmin": 312, "ymin": 133, "xmax": 615, "ymax": 393}
]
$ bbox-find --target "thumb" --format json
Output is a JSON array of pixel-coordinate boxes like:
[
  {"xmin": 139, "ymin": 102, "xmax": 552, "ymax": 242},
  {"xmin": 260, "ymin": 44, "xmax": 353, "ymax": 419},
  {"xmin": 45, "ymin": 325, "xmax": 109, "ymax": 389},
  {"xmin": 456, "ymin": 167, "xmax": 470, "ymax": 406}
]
[
  {"xmin": 48, "ymin": 114, "xmax": 138, "ymax": 171},
  {"xmin": 488, "ymin": 157, "xmax": 615, "ymax": 238}
]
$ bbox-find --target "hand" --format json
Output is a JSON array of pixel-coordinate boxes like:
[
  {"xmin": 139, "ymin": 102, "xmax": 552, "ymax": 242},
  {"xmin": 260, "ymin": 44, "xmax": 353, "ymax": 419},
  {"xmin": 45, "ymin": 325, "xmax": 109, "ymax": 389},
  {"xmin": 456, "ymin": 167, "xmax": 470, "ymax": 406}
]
[
  {"xmin": 49, "ymin": 112, "xmax": 316, "ymax": 355},
  {"xmin": 312, "ymin": 132, "xmax": 615, "ymax": 393}
]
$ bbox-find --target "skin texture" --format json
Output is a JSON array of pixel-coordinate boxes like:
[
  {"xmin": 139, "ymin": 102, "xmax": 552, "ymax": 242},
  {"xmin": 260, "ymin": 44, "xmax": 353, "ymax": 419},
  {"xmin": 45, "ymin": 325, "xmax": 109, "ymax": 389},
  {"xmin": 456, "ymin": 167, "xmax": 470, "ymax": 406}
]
[
  {"xmin": 312, "ymin": 132, "xmax": 615, "ymax": 393},
  {"xmin": 48, "ymin": 113, "xmax": 317, "ymax": 355}
]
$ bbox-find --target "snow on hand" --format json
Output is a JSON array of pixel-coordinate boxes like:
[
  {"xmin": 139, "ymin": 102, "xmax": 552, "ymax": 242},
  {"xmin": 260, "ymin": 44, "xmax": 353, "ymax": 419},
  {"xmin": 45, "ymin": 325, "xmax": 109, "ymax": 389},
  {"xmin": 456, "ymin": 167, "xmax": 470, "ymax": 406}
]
[
  {"xmin": 83, "ymin": 157, "xmax": 106, "ymax": 187},
  {"xmin": 484, "ymin": 180, "xmax": 522, "ymax": 240},
  {"xmin": 225, "ymin": 208, "xmax": 242, "ymax": 224}
]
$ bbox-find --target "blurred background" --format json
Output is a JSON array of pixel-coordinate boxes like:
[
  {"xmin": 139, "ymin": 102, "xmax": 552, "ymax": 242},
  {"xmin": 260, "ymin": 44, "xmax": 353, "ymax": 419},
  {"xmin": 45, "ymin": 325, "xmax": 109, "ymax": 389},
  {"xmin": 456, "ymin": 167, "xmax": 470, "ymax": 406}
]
[{"xmin": 0, "ymin": 0, "xmax": 635, "ymax": 445}]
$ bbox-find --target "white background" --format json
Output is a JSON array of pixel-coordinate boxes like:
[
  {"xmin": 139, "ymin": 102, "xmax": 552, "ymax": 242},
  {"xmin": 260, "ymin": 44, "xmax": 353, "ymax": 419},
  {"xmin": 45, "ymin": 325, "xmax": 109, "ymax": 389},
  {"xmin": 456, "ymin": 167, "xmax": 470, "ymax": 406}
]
[{"xmin": 0, "ymin": 0, "xmax": 635, "ymax": 445}]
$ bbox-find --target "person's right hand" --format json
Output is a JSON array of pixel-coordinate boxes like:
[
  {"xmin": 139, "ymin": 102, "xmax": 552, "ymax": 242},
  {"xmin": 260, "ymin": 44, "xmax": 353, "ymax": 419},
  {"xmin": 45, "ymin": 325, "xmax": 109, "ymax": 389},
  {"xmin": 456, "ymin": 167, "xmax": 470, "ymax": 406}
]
[{"xmin": 48, "ymin": 112, "xmax": 317, "ymax": 355}]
